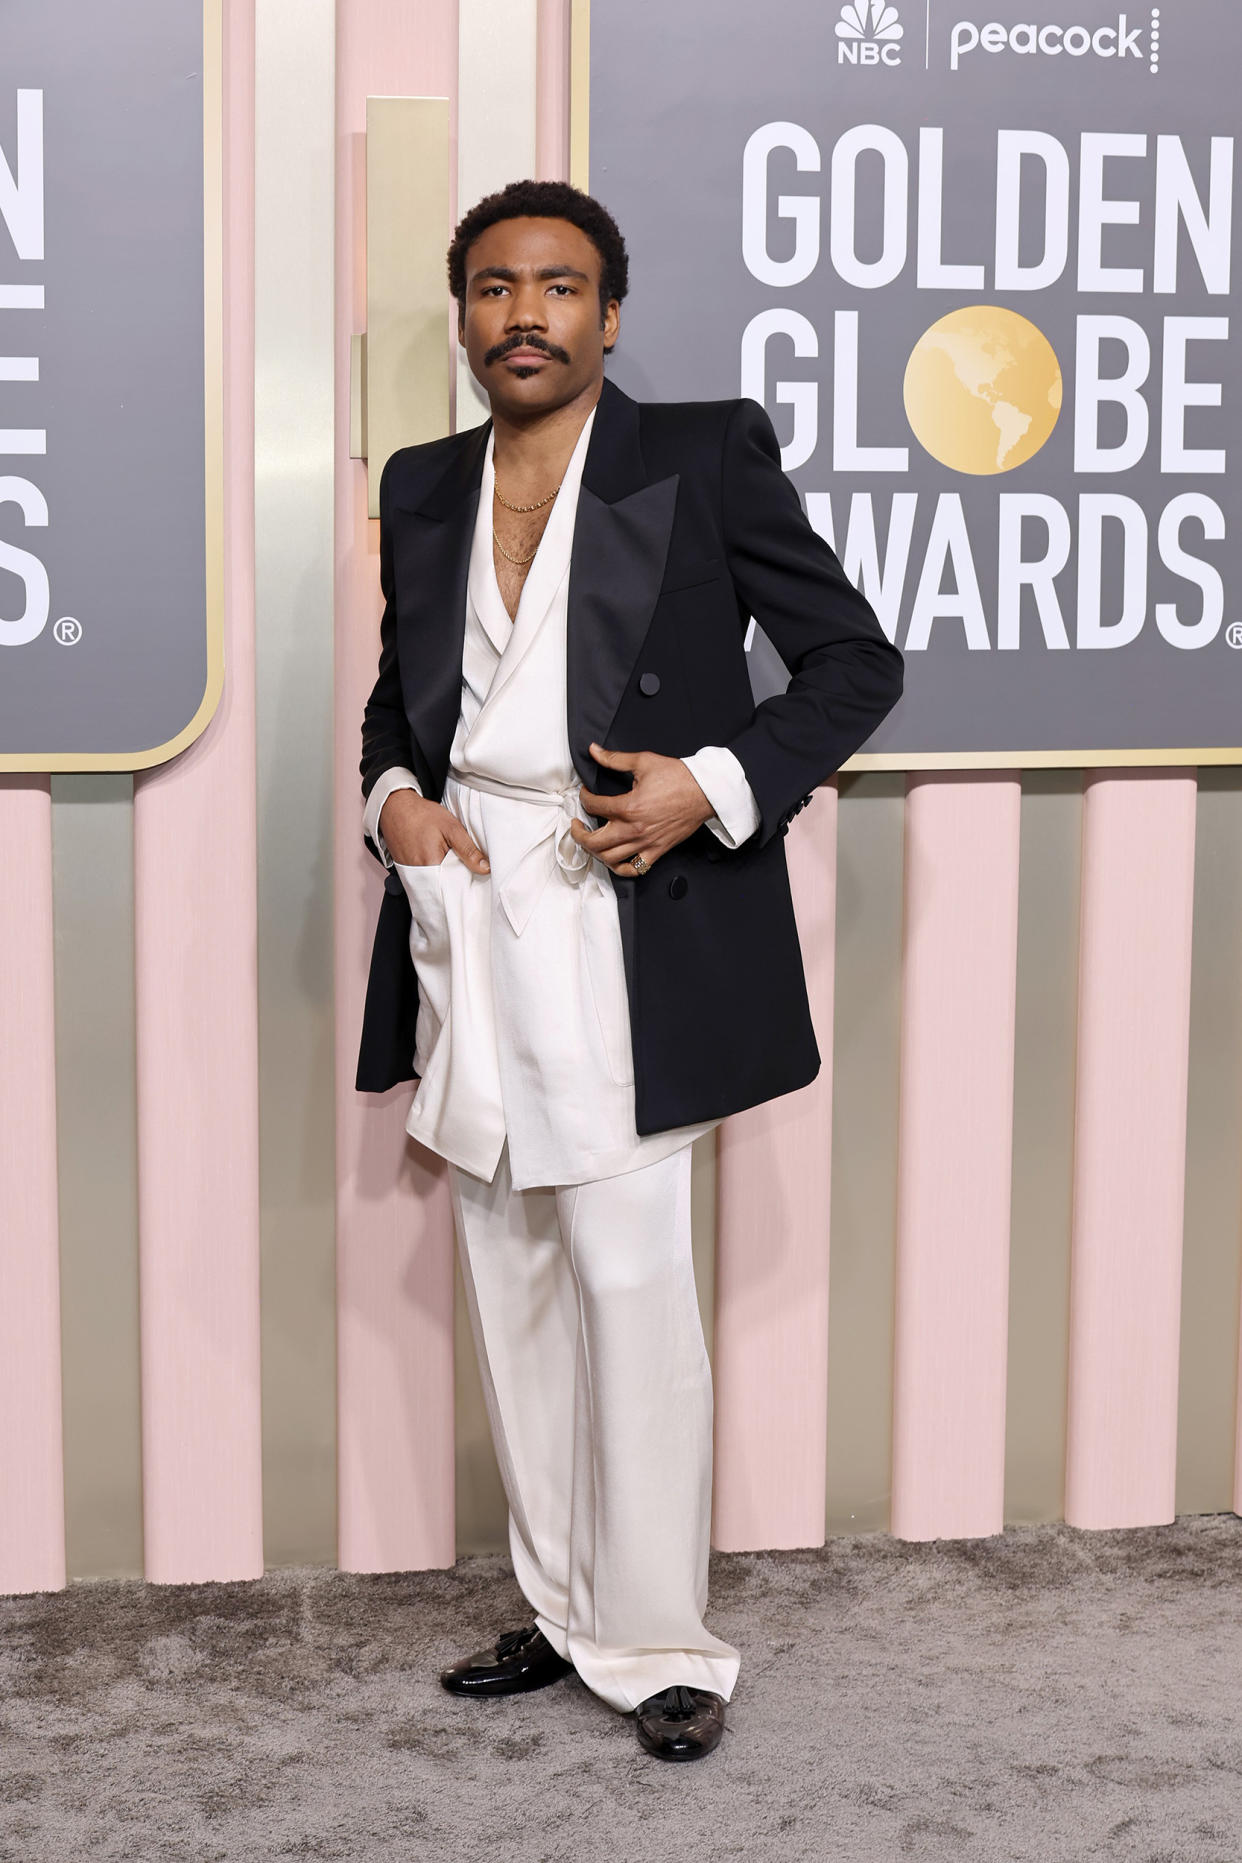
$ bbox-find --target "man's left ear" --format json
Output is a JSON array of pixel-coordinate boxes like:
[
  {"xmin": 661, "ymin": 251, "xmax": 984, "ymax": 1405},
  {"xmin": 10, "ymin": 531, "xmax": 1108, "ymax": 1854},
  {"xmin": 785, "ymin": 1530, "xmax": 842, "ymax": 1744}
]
[{"xmin": 601, "ymin": 298, "xmax": 620, "ymax": 354}]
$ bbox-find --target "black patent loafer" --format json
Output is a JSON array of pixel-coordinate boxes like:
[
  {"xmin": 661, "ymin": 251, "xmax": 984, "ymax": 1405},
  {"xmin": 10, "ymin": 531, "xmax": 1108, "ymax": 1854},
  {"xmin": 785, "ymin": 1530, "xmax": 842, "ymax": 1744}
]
[
  {"xmin": 634, "ymin": 1686, "xmax": 726, "ymax": 1760},
  {"xmin": 439, "ymin": 1624, "xmax": 574, "ymax": 1697}
]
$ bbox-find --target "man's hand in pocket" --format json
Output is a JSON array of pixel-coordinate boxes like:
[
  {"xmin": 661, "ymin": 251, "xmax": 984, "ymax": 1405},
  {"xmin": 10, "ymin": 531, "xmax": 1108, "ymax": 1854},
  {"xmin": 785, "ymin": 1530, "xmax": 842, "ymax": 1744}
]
[{"xmin": 378, "ymin": 790, "xmax": 490, "ymax": 873}]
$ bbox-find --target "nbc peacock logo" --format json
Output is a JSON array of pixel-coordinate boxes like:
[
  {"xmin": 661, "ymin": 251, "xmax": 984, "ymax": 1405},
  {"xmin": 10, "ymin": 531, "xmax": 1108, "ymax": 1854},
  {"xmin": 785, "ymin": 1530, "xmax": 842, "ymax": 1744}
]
[{"xmin": 836, "ymin": 0, "xmax": 904, "ymax": 65}]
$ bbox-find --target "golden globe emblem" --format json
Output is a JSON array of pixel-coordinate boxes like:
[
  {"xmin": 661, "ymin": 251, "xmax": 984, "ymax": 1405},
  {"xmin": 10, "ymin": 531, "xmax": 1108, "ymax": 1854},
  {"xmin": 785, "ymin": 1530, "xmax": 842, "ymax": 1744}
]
[{"xmin": 902, "ymin": 306, "xmax": 1063, "ymax": 474}]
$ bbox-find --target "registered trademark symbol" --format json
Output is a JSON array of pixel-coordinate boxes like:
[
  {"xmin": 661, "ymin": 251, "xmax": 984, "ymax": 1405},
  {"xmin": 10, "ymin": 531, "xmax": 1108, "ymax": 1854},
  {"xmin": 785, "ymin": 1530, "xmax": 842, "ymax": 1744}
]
[
  {"xmin": 1226, "ymin": 623, "xmax": 1242, "ymax": 650},
  {"xmin": 53, "ymin": 616, "xmax": 82, "ymax": 645}
]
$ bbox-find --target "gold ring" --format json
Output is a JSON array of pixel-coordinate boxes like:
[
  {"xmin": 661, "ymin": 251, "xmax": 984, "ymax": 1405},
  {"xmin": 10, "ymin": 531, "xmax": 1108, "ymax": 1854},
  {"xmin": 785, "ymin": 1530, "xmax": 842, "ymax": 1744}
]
[{"xmin": 631, "ymin": 853, "xmax": 650, "ymax": 876}]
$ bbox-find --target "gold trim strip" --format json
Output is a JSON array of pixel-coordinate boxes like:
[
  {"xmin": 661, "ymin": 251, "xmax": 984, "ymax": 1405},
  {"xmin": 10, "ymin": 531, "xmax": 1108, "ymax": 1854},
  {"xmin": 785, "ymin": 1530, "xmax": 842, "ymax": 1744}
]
[
  {"xmin": 0, "ymin": 0, "xmax": 226, "ymax": 774},
  {"xmin": 843, "ymin": 748, "xmax": 1238, "ymax": 771}
]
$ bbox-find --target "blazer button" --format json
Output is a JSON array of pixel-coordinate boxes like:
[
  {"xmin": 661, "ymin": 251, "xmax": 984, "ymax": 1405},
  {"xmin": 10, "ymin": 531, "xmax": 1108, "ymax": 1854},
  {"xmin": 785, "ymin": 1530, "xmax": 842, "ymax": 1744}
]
[
  {"xmin": 668, "ymin": 874, "xmax": 688, "ymax": 900},
  {"xmin": 638, "ymin": 671, "xmax": 661, "ymax": 696}
]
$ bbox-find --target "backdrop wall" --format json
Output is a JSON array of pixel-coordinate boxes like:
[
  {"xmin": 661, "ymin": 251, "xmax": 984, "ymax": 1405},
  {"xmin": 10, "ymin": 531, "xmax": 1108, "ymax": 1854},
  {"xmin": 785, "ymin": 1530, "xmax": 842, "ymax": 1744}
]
[{"xmin": 1, "ymin": 0, "xmax": 1240, "ymax": 1594}]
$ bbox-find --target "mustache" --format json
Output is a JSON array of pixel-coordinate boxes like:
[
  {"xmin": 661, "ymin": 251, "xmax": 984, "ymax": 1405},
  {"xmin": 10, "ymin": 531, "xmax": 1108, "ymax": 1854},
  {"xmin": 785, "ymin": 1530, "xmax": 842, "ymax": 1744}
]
[{"xmin": 483, "ymin": 333, "xmax": 571, "ymax": 368}]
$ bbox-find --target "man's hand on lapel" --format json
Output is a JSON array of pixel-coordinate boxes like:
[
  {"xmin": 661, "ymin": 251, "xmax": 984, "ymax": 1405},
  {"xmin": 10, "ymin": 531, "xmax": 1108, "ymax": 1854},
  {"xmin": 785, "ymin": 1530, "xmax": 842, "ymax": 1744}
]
[{"xmin": 571, "ymin": 743, "xmax": 713, "ymax": 877}]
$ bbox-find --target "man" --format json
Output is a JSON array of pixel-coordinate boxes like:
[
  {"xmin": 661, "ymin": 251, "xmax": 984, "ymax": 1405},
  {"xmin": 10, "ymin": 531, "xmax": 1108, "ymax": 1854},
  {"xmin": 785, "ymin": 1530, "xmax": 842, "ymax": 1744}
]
[{"xmin": 357, "ymin": 179, "xmax": 903, "ymax": 1763}]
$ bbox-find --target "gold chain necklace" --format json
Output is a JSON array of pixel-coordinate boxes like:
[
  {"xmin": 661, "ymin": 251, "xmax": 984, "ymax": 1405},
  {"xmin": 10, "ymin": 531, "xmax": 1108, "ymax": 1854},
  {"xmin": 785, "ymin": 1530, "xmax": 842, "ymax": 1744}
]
[
  {"xmin": 493, "ymin": 530, "xmax": 540, "ymax": 568},
  {"xmin": 494, "ymin": 477, "xmax": 562, "ymax": 513}
]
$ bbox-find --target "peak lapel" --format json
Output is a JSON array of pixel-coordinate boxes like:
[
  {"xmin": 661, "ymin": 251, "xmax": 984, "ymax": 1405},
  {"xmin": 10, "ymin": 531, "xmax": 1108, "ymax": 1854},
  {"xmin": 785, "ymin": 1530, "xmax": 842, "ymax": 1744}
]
[
  {"xmin": 389, "ymin": 422, "xmax": 490, "ymax": 797},
  {"xmin": 567, "ymin": 380, "xmax": 678, "ymax": 789}
]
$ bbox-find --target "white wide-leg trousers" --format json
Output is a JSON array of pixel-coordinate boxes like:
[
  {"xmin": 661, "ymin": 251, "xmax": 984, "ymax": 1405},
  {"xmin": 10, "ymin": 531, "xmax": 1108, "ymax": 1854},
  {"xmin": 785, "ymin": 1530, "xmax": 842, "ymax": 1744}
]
[{"xmin": 447, "ymin": 1139, "xmax": 741, "ymax": 1713}]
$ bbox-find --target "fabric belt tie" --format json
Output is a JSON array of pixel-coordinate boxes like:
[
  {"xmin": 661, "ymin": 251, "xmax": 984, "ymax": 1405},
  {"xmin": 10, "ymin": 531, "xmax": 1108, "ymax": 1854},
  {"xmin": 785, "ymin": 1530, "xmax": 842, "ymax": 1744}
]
[{"xmin": 446, "ymin": 766, "xmax": 606, "ymax": 938}]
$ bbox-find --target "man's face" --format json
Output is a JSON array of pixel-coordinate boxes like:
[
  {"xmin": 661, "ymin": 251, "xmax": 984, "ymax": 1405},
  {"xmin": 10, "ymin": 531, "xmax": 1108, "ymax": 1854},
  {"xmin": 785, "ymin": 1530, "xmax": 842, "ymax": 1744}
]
[{"xmin": 458, "ymin": 216, "xmax": 620, "ymax": 418}]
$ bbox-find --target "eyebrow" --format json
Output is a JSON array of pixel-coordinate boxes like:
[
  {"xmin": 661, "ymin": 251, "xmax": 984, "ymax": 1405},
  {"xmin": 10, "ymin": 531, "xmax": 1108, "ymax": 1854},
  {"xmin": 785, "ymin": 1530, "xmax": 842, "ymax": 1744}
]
[{"xmin": 470, "ymin": 265, "xmax": 590, "ymax": 284}]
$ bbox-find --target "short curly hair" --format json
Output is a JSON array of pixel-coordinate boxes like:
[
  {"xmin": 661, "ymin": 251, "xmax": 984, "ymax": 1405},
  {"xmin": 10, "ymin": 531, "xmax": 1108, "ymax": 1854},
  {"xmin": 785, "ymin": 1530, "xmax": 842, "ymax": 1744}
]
[{"xmin": 447, "ymin": 179, "xmax": 629, "ymax": 322}]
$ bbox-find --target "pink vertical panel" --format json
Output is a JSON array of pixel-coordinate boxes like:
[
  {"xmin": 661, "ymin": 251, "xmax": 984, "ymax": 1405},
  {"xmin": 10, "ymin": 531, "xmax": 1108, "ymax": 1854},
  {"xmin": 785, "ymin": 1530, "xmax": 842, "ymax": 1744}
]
[
  {"xmin": 334, "ymin": 0, "xmax": 459, "ymax": 1574},
  {"xmin": 1066, "ymin": 771, "xmax": 1196, "ymax": 1530},
  {"xmin": 713, "ymin": 789, "xmax": 837, "ymax": 1551},
  {"xmin": 535, "ymin": 0, "xmax": 570, "ymax": 180},
  {"xmin": 132, "ymin": 0, "xmax": 263, "ymax": 1584},
  {"xmin": 0, "ymin": 780, "xmax": 66, "ymax": 1597},
  {"xmin": 891, "ymin": 774, "xmax": 1020, "ymax": 1542}
]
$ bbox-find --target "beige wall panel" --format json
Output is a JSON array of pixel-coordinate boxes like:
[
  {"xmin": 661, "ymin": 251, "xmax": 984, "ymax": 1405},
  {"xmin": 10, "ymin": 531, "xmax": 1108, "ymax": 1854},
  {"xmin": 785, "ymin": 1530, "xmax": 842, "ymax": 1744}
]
[
  {"xmin": 255, "ymin": 0, "xmax": 338, "ymax": 1569},
  {"xmin": 825, "ymin": 775, "xmax": 904, "ymax": 1534},
  {"xmin": 1003, "ymin": 771, "xmax": 1082, "ymax": 1523},
  {"xmin": 366, "ymin": 97, "xmax": 452, "ymax": 507},
  {"xmin": 51, "ymin": 777, "xmax": 143, "ymax": 1579},
  {"xmin": 1177, "ymin": 770, "xmax": 1242, "ymax": 1515},
  {"xmin": 455, "ymin": 0, "xmax": 538, "ymax": 429}
]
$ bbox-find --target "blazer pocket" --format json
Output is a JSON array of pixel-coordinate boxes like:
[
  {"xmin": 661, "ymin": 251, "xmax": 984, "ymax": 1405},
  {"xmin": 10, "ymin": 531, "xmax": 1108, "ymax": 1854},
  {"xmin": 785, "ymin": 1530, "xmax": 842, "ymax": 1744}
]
[{"xmin": 660, "ymin": 554, "xmax": 724, "ymax": 595}]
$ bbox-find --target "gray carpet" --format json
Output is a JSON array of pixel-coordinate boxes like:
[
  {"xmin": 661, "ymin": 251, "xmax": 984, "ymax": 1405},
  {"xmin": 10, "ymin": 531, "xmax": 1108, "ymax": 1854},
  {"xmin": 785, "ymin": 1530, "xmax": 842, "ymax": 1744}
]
[{"xmin": 2, "ymin": 1515, "xmax": 1241, "ymax": 1862}]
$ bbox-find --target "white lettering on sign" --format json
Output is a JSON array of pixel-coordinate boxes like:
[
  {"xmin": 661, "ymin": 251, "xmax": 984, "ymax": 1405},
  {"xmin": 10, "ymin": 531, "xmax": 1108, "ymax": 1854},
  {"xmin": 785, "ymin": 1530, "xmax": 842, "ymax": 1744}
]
[
  {"xmin": 741, "ymin": 121, "xmax": 821, "ymax": 287},
  {"xmin": 994, "ymin": 132, "xmax": 1071, "ymax": 291},
  {"xmin": 738, "ymin": 120, "xmax": 1234, "ymax": 654},
  {"xmin": 0, "ymin": 90, "xmax": 43, "ymax": 260},
  {"xmin": 743, "ymin": 123, "xmax": 1234, "ymax": 295},
  {"xmin": 0, "ymin": 88, "xmax": 48, "ymax": 644},
  {"xmin": 0, "ymin": 476, "xmax": 49, "ymax": 646},
  {"xmin": 802, "ymin": 488, "xmax": 1225, "ymax": 653},
  {"xmin": 739, "ymin": 307, "xmax": 819, "ymax": 469},
  {"xmin": 949, "ymin": 13, "xmax": 1147, "ymax": 72}
]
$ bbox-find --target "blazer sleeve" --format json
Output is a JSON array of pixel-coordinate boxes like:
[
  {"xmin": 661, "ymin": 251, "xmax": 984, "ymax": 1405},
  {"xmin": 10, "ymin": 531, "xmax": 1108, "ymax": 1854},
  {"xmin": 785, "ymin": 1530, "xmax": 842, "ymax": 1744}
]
[
  {"xmin": 718, "ymin": 397, "xmax": 904, "ymax": 847},
  {"xmin": 359, "ymin": 450, "xmax": 419, "ymax": 866}
]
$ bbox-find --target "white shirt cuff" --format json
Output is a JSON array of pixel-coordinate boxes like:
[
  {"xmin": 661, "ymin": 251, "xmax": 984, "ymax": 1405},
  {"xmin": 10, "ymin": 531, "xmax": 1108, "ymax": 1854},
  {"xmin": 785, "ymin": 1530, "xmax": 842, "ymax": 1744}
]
[
  {"xmin": 680, "ymin": 745, "xmax": 761, "ymax": 850},
  {"xmin": 363, "ymin": 766, "xmax": 422, "ymax": 866}
]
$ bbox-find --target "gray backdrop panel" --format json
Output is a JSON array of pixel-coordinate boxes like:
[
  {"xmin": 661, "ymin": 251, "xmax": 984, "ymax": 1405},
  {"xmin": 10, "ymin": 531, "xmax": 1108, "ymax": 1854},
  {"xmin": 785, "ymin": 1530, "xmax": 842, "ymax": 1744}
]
[
  {"xmin": 0, "ymin": 0, "xmax": 208, "ymax": 759},
  {"xmin": 591, "ymin": 0, "xmax": 1239, "ymax": 760}
]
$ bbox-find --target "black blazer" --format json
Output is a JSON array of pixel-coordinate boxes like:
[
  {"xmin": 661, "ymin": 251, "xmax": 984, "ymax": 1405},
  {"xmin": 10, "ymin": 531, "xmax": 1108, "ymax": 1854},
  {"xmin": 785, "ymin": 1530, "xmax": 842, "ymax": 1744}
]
[{"xmin": 356, "ymin": 376, "xmax": 903, "ymax": 1132}]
